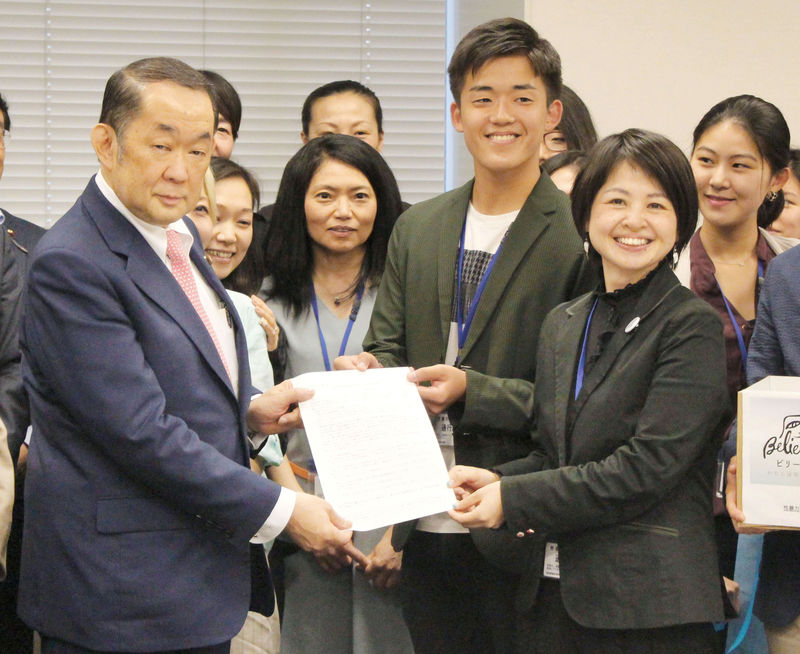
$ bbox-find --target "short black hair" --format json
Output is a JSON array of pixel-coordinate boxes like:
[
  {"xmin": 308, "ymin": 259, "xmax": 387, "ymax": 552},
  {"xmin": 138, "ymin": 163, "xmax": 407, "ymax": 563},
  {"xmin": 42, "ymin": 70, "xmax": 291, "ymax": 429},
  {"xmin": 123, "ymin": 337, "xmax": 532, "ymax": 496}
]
[
  {"xmin": 200, "ymin": 70, "xmax": 242, "ymax": 140},
  {"xmin": 788, "ymin": 149, "xmax": 800, "ymax": 185},
  {"xmin": 100, "ymin": 57, "xmax": 216, "ymax": 140},
  {"xmin": 692, "ymin": 95, "xmax": 790, "ymax": 228},
  {"xmin": 556, "ymin": 86, "xmax": 597, "ymax": 152},
  {"xmin": 0, "ymin": 92, "xmax": 9, "ymax": 132},
  {"xmin": 210, "ymin": 156, "xmax": 260, "ymax": 210},
  {"xmin": 448, "ymin": 17, "xmax": 561, "ymax": 105},
  {"xmin": 210, "ymin": 157, "xmax": 263, "ymax": 296},
  {"xmin": 542, "ymin": 149, "xmax": 588, "ymax": 177},
  {"xmin": 571, "ymin": 129, "xmax": 698, "ymax": 265},
  {"xmin": 265, "ymin": 134, "xmax": 402, "ymax": 317},
  {"xmin": 301, "ymin": 80, "xmax": 383, "ymax": 137}
]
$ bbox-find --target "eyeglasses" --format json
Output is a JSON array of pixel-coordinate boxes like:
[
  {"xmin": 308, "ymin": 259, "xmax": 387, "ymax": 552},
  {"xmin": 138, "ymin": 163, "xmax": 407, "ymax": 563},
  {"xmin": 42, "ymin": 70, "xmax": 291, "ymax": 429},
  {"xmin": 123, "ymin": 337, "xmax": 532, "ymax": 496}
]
[{"xmin": 543, "ymin": 131, "xmax": 567, "ymax": 153}]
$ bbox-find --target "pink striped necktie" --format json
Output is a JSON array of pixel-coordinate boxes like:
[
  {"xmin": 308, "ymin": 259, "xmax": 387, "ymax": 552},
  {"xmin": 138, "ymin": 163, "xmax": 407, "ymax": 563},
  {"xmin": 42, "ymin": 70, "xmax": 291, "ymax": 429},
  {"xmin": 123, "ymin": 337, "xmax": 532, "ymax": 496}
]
[{"xmin": 165, "ymin": 229, "xmax": 232, "ymax": 382}]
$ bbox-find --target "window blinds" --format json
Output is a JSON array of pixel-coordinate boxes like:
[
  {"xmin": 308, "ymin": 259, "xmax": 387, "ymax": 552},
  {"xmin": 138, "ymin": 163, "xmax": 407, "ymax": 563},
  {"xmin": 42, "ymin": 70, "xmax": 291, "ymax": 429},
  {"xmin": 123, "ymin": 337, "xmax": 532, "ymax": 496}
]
[{"xmin": 0, "ymin": 0, "xmax": 446, "ymax": 226}]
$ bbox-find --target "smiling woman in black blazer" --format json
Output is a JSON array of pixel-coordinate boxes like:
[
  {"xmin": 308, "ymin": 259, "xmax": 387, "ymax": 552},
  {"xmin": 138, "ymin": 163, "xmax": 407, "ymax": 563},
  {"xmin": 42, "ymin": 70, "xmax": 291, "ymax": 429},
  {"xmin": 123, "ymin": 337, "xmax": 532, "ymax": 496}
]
[{"xmin": 449, "ymin": 129, "xmax": 731, "ymax": 654}]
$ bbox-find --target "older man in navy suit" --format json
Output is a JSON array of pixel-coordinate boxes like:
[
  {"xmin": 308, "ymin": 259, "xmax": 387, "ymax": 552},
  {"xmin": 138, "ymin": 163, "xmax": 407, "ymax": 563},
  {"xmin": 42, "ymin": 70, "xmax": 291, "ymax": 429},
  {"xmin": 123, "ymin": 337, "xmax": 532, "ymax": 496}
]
[{"xmin": 18, "ymin": 57, "xmax": 363, "ymax": 654}]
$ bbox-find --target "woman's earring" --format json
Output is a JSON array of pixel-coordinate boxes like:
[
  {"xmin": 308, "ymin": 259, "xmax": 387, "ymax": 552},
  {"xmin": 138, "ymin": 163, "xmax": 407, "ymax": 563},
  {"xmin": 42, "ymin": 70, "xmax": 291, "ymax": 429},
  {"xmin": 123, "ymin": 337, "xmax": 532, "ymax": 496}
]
[
  {"xmin": 672, "ymin": 246, "xmax": 679, "ymax": 267},
  {"xmin": 583, "ymin": 236, "xmax": 590, "ymax": 256},
  {"xmin": 766, "ymin": 191, "xmax": 778, "ymax": 203}
]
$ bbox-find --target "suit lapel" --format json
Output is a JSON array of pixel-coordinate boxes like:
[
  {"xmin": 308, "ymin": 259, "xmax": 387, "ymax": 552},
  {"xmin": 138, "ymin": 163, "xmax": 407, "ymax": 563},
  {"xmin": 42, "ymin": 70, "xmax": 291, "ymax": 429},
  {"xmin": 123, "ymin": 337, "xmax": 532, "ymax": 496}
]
[
  {"xmin": 457, "ymin": 180, "xmax": 554, "ymax": 362},
  {"xmin": 572, "ymin": 266, "xmax": 684, "ymax": 422},
  {"xmin": 83, "ymin": 181, "xmax": 237, "ymax": 397},
  {"xmin": 556, "ymin": 295, "xmax": 594, "ymax": 466},
  {"xmin": 127, "ymin": 234, "xmax": 237, "ymax": 396},
  {"xmin": 186, "ymin": 219, "xmax": 252, "ymax": 461},
  {"xmin": 437, "ymin": 183, "xmax": 472, "ymax": 351},
  {"xmin": 571, "ymin": 312, "xmax": 632, "ymax": 420},
  {"xmin": 188, "ymin": 236, "xmax": 252, "ymax": 407}
]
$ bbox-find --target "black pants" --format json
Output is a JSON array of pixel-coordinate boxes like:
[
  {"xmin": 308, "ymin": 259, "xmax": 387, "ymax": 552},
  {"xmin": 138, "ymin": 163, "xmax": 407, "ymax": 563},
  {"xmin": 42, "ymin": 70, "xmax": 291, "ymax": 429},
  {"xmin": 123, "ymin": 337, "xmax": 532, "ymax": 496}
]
[
  {"xmin": 41, "ymin": 636, "xmax": 230, "ymax": 654},
  {"xmin": 714, "ymin": 514, "xmax": 739, "ymax": 653},
  {"xmin": 0, "ymin": 473, "xmax": 33, "ymax": 653},
  {"xmin": 518, "ymin": 578, "xmax": 718, "ymax": 654},
  {"xmin": 400, "ymin": 530, "xmax": 518, "ymax": 654}
]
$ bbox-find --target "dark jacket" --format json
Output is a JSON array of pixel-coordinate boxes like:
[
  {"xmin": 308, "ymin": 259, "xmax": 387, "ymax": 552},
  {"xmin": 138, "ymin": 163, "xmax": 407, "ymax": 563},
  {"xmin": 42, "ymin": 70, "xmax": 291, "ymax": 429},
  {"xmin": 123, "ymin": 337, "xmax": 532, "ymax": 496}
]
[
  {"xmin": 497, "ymin": 264, "xmax": 730, "ymax": 629},
  {"xmin": 0, "ymin": 222, "xmax": 24, "ymax": 460},
  {"xmin": 1, "ymin": 210, "xmax": 46, "ymax": 270},
  {"xmin": 0, "ymin": 209, "xmax": 45, "ymax": 460},
  {"xmin": 18, "ymin": 178, "xmax": 280, "ymax": 650},
  {"xmin": 361, "ymin": 176, "xmax": 593, "ymax": 550}
]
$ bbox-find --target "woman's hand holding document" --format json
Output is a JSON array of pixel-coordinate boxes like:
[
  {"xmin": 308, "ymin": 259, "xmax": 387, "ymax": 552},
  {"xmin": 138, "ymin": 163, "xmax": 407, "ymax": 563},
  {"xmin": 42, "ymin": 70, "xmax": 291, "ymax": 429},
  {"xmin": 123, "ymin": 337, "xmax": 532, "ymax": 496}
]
[{"xmin": 294, "ymin": 367, "xmax": 457, "ymax": 531}]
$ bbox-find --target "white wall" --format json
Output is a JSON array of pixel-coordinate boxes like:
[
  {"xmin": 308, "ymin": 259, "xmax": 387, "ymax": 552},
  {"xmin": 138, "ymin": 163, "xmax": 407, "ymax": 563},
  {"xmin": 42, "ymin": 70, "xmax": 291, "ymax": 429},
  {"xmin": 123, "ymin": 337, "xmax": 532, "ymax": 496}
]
[{"xmin": 525, "ymin": 0, "xmax": 800, "ymax": 154}]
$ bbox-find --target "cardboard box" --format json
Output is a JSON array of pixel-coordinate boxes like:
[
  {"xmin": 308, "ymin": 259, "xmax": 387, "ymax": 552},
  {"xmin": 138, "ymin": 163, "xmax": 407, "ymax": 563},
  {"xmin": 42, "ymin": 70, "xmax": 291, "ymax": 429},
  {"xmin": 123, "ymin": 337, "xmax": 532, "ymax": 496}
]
[{"xmin": 737, "ymin": 376, "xmax": 800, "ymax": 530}]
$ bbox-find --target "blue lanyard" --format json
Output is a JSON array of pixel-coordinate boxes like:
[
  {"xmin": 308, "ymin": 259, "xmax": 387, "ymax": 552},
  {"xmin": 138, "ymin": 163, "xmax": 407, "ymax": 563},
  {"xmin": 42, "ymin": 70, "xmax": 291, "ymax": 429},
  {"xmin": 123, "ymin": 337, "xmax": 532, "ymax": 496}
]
[
  {"xmin": 715, "ymin": 261, "xmax": 764, "ymax": 371},
  {"xmin": 455, "ymin": 220, "xmax": 507, "ymax": 353},
  {"xmin": 574, "ymin": 298, "xmax": 599, "ymax": 400},
  {"xmin": 714, "ymin": 535, "xmax": 763, "ymax": 653},
  {"xmin": 311, "ymin": 284, "xmax": 365, "ymax": 371}
]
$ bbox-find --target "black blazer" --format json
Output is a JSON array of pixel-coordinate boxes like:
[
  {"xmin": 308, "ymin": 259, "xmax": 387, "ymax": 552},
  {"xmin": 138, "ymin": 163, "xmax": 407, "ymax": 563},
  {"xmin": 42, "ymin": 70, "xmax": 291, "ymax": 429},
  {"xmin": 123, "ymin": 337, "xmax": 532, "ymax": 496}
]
[
  {"xmin": 0, "ymin": 222, "xmax": 24, "ymax": 460},
  {"xmin": 496, "ymin": 265, "xmax": 730, "ymax": 629}
]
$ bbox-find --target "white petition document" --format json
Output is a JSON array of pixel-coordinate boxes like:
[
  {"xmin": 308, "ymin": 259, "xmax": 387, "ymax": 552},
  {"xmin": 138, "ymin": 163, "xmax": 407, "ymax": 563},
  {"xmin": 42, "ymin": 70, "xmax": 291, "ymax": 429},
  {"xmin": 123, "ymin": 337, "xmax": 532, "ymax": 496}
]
[{"xmin": 294, "ymin": 367, "xmax": 456, "ymax": 531}]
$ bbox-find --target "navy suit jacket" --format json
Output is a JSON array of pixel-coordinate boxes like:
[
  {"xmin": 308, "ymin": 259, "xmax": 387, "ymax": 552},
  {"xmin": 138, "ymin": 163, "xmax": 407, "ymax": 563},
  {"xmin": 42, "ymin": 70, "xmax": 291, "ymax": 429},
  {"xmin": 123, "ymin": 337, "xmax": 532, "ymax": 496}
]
[
  {"xmin": 747, "ymin": 244, "xmax": 800, "ymax": 627},
  {"xmin": 18, "ymin": 178, "xmax": 281, "ymax": 651}
]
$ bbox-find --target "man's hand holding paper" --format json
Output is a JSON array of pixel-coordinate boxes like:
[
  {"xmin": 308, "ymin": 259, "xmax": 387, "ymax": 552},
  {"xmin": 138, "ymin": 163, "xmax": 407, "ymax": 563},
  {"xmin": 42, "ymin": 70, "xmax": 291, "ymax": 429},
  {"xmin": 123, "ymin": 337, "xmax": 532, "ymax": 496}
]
[
  {"xmin": 408, "ymin": 365, "xmax": 467, "ymax": 415},
  {"xmin": 246, "ymin": 379, "xmax": 313, "ymax": 433}
]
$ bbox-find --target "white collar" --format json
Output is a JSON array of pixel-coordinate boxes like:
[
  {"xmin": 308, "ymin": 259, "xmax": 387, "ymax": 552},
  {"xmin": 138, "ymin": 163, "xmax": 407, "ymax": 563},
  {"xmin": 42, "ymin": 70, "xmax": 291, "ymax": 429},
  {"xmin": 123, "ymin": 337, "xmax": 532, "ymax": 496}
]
[{"xmin": 93, "ymin": 170, "xmax": 193, "ymax": 261}]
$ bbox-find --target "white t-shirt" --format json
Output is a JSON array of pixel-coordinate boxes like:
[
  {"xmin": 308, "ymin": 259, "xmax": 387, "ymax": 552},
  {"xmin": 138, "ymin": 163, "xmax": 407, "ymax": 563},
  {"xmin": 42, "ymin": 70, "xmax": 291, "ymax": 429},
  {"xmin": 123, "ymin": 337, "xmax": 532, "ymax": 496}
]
[{"xmin": 418, "ymin": 203, "xmax": 520, "ymax": 533}]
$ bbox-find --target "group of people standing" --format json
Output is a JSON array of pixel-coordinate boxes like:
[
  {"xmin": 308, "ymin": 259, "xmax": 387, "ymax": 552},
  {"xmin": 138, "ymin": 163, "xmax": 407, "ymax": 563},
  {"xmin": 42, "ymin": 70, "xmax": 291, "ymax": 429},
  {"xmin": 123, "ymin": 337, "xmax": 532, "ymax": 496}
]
[{"xmin": 0, "ymin": 14, "xmax": 798, "ymax": 654}]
